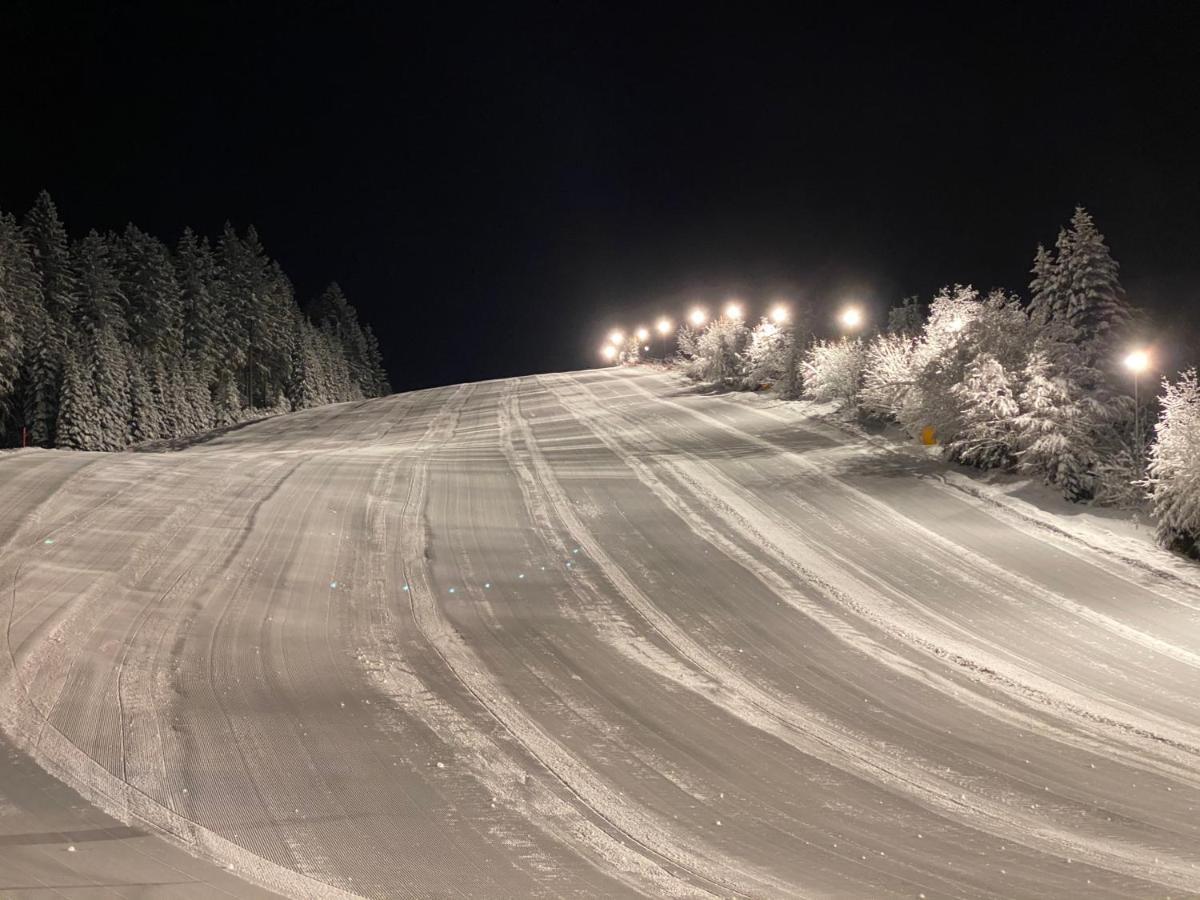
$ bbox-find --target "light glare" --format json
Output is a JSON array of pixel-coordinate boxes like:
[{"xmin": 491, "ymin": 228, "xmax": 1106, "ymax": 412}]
[
  {"xmin": 770, "ymin": 304, "xmax": 789, "ymax": 324},
  {"xmin": 656, "ymin": 317, "xmax": 672, "ymax": 334},
  {"xmin": 840, "ymin": 306, "xmax": 863, "ymax": 329},
  {"xmin": 689, "ymin": 307, "xmax": 707, "ymax": 326},
  {"xmin": 725, "ymin": 302, "xmax": 743, "ymax": 320},
  {"xmin": 1124, "ymin": 350, "xmax": 1150, "ymax": 373}
]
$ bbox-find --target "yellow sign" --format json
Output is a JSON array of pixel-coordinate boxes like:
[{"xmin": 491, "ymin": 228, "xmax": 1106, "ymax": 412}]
[{"xmin": 920, "ymin": 425, "xmax": 937, "ymax": 446}]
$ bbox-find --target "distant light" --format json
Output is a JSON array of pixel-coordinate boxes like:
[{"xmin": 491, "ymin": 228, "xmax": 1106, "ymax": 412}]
[
  {"xmin": 725, "ymin": 301, "xmax": 743, "ymax": 320},
  {"xmin": 484, "ymin": 582, "xmax": 491, "ymax": 588},
  {"xmin": 518, "ymin": 573, "xmax": 525, "ymax": 579},
  {"xmin": 448, "ymin": 587, "xmax": 456, "ymax": 593},
  {"xmin": 635, "ymin": 326, "xmax": 649, "ymax": 341},
  {"xmin": 608, "ymin": 329, "xmax": 624, "ymax": 345},
  {"xmin": 44, "ymin": 538, "xmax": 54, "ymax": 545},
  {"xmin": 769, "ymin": 304, "xmax": 789, "ymax": 324},
  {"xmin": 840, "ymin": 306, "xmax": 864, "ymax": 330},
  {"xmin": 1124, "ymin": 349, "xmax": 1150, "ymax": 373},
  {"xmin": 402, "ymin": 584, "xmax": 410, "ymax": 591},
  {"xmin": 330, "ymin": 581, "xmax": 338, "ymax": 589},
  {"xmin": 601, "ymin": 344, "xmax": 618, "ymax": 361},
  {"xmin": 948, "ymin": 317, "xmax": 965, "ymax": 333},
  {"xmin": 689, "ymin": 307, "xmax": 707, "ymax": 327},
  {"xmin": 643, "ymin": 345, "xmax": 650, "ymax": 351},
  {"xmin": 656, "ymin": 317, "xmax": 672, "ymax": 335}
]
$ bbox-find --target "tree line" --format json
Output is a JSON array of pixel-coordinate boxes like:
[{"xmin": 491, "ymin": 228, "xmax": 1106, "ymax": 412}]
[
  {"xmin": 0, "ymin": 192, "xmax": 389, "ymax": 450},
  {"xmin": 672, "ymin": 208, "xmax": 1200, "ymax": 558}
]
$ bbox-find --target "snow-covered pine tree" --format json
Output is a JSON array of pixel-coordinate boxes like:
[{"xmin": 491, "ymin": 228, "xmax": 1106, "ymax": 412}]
[
  {"xmin": 0, "ymin": 212, "xmax": 39, "ymax": 428},
  {"xmin": 1026, "ymin": 244, "xmax": 1058, "ymax": 327},
  {"xmin": 1014, "ymin": 347, "xmax": 1098, "ymax": 501},
  {"xmin": 92, "ymin": 326, "xmax": 131, "ymax": 450},
  {"xmin": 361, "ymin": 325, "xmax": 390, "ymax": 395},
  {"xmin": 1146, "ymin": 369, "xmax": 1200, "ymax": 557},
  {"xmin": 73, "ymin": 230, "xmax": 126, "ymax": 340},
  {"xmin": 23, "ymin": 192, "xmax": 76, "ymax": 445},
  {"xmin": 946, "ymin": 354, "xmax": 1022, "ymax": 469},
  {"xmin": 175, "ymin": 229, "xmax": 222, "ymax": 374},
  {"xmin": 1059, "ymin": 207, "xmax": 1131, "ymax": 359},
  {"xmin": 128, "ymin": 353, "xmax": 163, "ymax": 444},
  {"xmin": 56, "ymin": 344, "xmax": 102, "ymax": 450},
  {"xmin": 120, "ymin": 225, "xmax": 184, "ymax": 361}
]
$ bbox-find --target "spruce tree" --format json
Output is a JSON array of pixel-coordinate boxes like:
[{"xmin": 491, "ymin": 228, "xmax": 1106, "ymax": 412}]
[
  {"xmin": 1015, "ymin": 348, "xmax": 1097, "ymax": 501},
  {"xmin": 56, "ymin": 344, "xmax": 101, "ymax": 450},
  {"xmin": 1059, "ymin": 207, "xmax": 1131, "ymax": 358},
  {"xmin": 22, "ymin": 192, "xmax": 76, "ymax": 444},
  {"xmin": 0, "ymin": 212, "xmax": 40, "ymax": 427},
  {"xmin": 92, "ymin": 326, "xmax": 131, "ymax": 450},
  {"xmin": 947, "ymin": 355, "xmax": 1022, "ymax": 469},
  {"xmin": 1027, "ymin": 244, "xmax": 1057, "ymax": 327}
]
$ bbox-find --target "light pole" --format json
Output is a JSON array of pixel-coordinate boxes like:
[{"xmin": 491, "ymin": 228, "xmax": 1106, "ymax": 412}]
[
  {"xmin": 656, "ymin": 317, "xmax": 672, "ymax": 359},
  {"xmin": 1124, "ymin": 349, "xmax": 1150, "ymax": 473}
]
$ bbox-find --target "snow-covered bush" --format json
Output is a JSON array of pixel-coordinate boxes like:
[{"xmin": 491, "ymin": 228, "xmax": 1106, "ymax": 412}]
[
  {"xmin": 859, "ymin": 331, "xmax": 917, "ymax": 422},
  {"xmin": 1146, "ymin": 370, "xmax": 1200, "ymax": 556},
  {"xmin": 743, "ymin": 319, "xmax": 791, "ymax": 388},
  {"xmin": 686, "ymin": 317, "xmax": 749, "ymax": 387},
  {"xmin": 859, "ymin": 286, "xmax": 1031, "ymax": 464},
  {"xmin": 803, "ymin": 338, "xmax": 865, "ymax": 408}
]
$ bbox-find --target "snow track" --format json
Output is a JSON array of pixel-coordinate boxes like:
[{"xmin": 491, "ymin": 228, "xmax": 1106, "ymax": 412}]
[{"xmin": 0, "ymin": 369, "xmax": 1198, "ymax": 898}]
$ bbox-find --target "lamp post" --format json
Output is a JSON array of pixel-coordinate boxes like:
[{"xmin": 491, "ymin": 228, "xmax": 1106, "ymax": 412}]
[
  {"xmin": 724, "ymin": 301, "xmax": 743, "ymax": 321},
  {"xmin": 1124, "ymin": 349, "xmax": 1150, "ymax": 473},
  {"xmin": 656, "ymin": 317, "xmax": 672, "ymax": 359}
]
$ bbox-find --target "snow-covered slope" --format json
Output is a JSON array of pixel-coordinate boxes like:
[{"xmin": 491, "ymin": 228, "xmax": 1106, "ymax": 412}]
[{"xmin": 1, "ymin": 368, "xmax": 1198, "ymax": 898}]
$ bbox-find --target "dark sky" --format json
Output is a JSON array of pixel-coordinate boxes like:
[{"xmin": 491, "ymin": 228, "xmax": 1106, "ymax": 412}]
[{"xmin": 3, "ymin": 2, "xmax": 1198, "ymax": 390}]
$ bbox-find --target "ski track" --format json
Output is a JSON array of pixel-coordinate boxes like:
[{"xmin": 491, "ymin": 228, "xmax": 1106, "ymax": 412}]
[
  {"xmin": 536, "ymin": 371, "xmax": 1200, "ymax": 892},
  {"xmin": 0, "ymin": 369, "xmax": 1197, "ymax": 898}
]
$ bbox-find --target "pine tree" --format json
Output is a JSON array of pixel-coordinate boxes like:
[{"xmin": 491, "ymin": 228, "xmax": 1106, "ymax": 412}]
[
  {"xmin": 92, "ymin": 326, "xmax": 131, "ymax": 450},
  {"xmin": 175, "ymin": 229, "xmax": 223, "ymax": 376},
  {"xmin": 128, "ymin": 354, "xmax": 163, "ymax": 444},
  {"xmin": 0, "ymin": 212, "xmax": 40, "ymax": 429},
  {"xmin": 947, "ymin": 355, "xmax": 1022, "ymax": 469},
  {"xmin": 1147, "ymin": 369, "xmax": 1200, "ymax": 556},
  {"xmin": 73, "ymin": 231, "xmax": 126, "ymax": 339},
  {"xmin": 1027, "ymin": 244, "xmax": 1058, "ymax": 327},
  {"xmin": 22, "ymin": 192, "xmax": 76, "ymax": 444},
  {"xmin": 1059, "ymin": 207, "xmax": 1130, "ymax": 355},
  {"xmin": 1015, "ymin": 349, "xmax": 1098, "ymax": 501},
  {"xmin": 56, "ymin": 345, "xmax": 101, "ymax": 450}
]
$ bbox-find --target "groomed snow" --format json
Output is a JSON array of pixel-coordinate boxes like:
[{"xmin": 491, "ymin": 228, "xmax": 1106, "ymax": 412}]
[{"xmin": 1, "ymin": 368, "xmax": 1198, "ymax": 898}]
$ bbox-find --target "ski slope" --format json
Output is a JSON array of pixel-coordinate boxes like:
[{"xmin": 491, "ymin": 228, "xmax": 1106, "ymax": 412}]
[{"xmin": 2, "ymin": 367, "xmax": 1199, "ymax": 898}]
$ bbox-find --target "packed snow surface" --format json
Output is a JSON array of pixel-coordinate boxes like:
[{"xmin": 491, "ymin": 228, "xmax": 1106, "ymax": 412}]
[{"xmin": 1, "ymin": 368, "xmax": 1199, "ymax": 898}]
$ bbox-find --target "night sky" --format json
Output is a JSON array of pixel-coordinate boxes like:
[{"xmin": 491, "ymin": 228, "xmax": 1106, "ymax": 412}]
[{"xmin": 3, "ymin": 2, "xmax": 1198, "ymax": 391}]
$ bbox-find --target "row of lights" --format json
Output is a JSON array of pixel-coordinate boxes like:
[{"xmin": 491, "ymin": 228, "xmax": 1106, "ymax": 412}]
[{"xmin": 602, "ymin": 302, "xmax": 868, "ymax": 361}]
